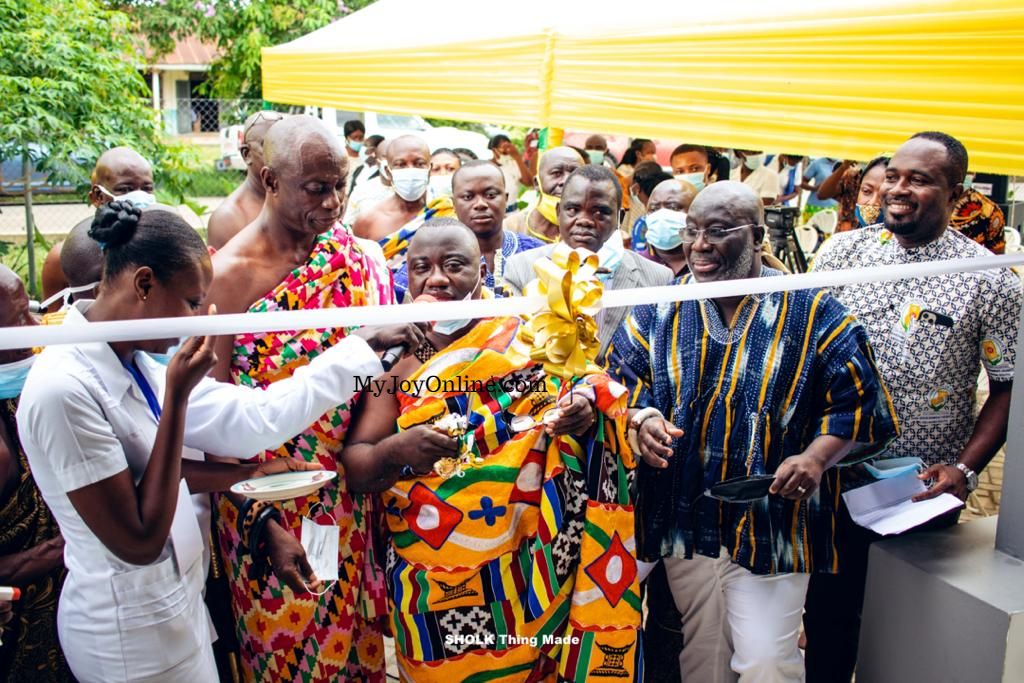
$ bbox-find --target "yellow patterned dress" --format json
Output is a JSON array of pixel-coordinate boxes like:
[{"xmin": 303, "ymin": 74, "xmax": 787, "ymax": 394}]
[{"xmin": 385, "ymin": 317, "xmax": 642, "ymax": 682}]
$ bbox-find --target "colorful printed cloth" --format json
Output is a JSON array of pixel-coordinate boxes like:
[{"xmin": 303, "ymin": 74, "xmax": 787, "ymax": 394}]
[
  {"xmin": 392, "ymin": 230, "xmax": 545, "ymax": 301},
  {"xmin": 379, "ymin": 195, "xmax": 457, "ymax": 269},
  {"xmin": 0, "ymin": 397, "xmax": 71, "ymax": 682},
  {"xmin": 833, "ymin": 166, "xmax": 862, "ymax": 233},
  {"xmin": 950, "ymin": 189, "xmax": 1005, "ymax": 254},
  {"xmin": 813, "ymin": 225, "xmax": 1022, "ymax": 466},
  {"xmin": 606, "ymin": 268, "xmax": 899, "ymax": 575},
  {"xmin": 384, "ymin": 317, "xmax": 642, "ymax": 682},
  {"xmin": 215, "ymin": 224, "xmax": 394, "ymax": 682}
]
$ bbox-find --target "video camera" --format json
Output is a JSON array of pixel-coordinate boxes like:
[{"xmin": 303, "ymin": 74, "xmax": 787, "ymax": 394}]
[{"xmin": 763, "ymin": 205, "xmax": 807, "ymax": 272}]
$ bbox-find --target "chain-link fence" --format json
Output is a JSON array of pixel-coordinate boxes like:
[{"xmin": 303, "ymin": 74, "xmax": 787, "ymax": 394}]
[{"xmin": 159, "ymin": 98, "xmax": 265, "ymax": 136}]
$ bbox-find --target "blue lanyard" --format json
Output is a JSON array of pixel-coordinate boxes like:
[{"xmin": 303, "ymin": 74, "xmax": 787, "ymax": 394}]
[{"xmin": 124, "ymin": 358, "xmax": 162, "ymax": 421}]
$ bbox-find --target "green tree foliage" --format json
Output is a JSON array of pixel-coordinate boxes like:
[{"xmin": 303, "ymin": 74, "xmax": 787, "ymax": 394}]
[
  {"xmin": 0, "ymin": 0, "xmax": 198, "ymax": 195},
  {"xmin": 117, "ymin": 0, "xmax": 379, "ymax": 101}
]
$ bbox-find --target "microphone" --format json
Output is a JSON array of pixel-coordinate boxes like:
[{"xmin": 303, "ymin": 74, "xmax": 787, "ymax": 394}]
[{"xmin": 380, "ymin": 293, "xmax": 438, "ymax": 371}]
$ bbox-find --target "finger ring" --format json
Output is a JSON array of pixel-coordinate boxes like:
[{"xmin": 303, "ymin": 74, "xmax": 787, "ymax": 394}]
[{"xmin": 797, "ymin": 485, "xmax": 807, "ymax": 494}]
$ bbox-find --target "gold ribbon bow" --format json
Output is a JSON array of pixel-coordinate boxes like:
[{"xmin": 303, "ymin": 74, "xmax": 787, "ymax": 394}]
[{"xmin": 520, "ymin": 243, "xmax": 603, "ymax": 380}]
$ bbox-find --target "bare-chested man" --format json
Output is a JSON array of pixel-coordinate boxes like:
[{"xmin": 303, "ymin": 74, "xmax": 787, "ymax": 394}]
[
  {"xmin": 40, "ymin": 147, "xmax": 154, "ymax": 302},
  {"xmin": 206, "ymin": 115, "xmax": 401, "ymax": 682},
  {"xmin": 206, "ymin": 110, "xmax": 286, "ymax": 250},
  {"xmin": 351, "ymin": 134, "xmax": 431, "ymax": 243}
]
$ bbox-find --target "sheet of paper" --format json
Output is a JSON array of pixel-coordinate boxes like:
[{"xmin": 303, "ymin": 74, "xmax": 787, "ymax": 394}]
[{"xmin": 842, "ymin": 469, "xmax": 964, "ymax": 536}]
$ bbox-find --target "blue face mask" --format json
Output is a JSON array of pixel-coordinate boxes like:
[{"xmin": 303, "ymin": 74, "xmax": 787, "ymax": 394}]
[
  {"xmin": 146, "ymin": 340, "xmax": 184, "ymax": 366},
  {"xmin": 644, "ymin": 208, "xmax": 687, "ymax": 250},
  {"xmin": 863, "ymin": 456, "xmax": 924, "ymax": 479},
  {"xmin": 97, "ymin": 185, "xmax": 156, "ymax": 210},
  {"xmin": 0, "ymin": 355, "xmax": 35, "ymax": 399},
  {"xmin": 674, "ymin": 173, "xmax": 706, "ymax": 193},
  {"xmin": 596, "ymin": 230, "xmax": 625, "ymax": 282}
]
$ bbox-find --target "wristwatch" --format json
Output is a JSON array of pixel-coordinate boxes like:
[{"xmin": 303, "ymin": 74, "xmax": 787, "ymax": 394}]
[{"xmin": 954, "ymin": 462, "xmax": 979, "ymax": 492}]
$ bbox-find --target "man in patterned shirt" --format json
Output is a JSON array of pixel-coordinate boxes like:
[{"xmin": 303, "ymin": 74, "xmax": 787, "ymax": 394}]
[
  {"xmin": 607, "ymin": 181, "xmax": 898, "ymax": 683},
  {"xmin": 804, "ymin": 131, "xmax": 1023, "ymax": 683}
]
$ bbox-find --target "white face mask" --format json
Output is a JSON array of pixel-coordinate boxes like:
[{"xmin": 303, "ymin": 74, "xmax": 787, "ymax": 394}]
[
  {"xmin": 429, "ymin": 173, "xmax": 453, "ymax": 197},
  {"xmin": 38, "ymin": 280, "xmax": 100, "ymax": 313},
  {"xmin": 389, "ymin": 167, "xmax": 430, "ymax": 201},
  {"xmin": 97, "ymin": 185, "xmax": 156, "ymax": 209},
  {"xmin": 743, "ymin": 153, "xmax": 765, "ymax": 171},
  {"xmin": 596, "ymin": 231, "xmax": 625, "ymax": 281},
  {"xmin": 433, "ymin": 271, "xmax": 481, "ymax": 335}
]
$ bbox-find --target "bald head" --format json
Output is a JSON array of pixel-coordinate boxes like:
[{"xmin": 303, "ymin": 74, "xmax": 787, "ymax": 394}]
[
  {"xmin": 648, "ymin": 179, "xmax": 699, "ymax": 213},
  {"xmin": 61, "ymin": 219, "xmax": 104, "ymax": 288},
  {"xmin": 408, "ymin": 219, "xmax": 480, "ymax": 261},
  {"xmin": 584, "ymin": 135, "xmax": 608, "ymax": 151},
  {"xmin": 386, "ymin": 135, "xmax": 431, "ymax": 166},
  {"xmin": 241, "ymin": 111, "xmax": 287, "ymax": 178},
  {"xmin": 90, "ymin": 147, "xmax": 154, "ymax": 208},
  {"xmin": 262, "ymin": 115, "xmax": 346, "ymax": 178},
  {"xmin": 689, "ymin": 181, "xmax": 762, "ymax": 227},
  {"xmin": 537, "ymin": 146, "xmax": 584, "ymax": 196},
  {"xmin": 0, "ymin": 265, "xmax": 33, "ymax": 363}
]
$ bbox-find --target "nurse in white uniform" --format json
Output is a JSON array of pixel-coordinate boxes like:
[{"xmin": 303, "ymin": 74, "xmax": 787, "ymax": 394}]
[{"xmin": 16, "ymin": 202, "xmax": 425, "ymax": 682}]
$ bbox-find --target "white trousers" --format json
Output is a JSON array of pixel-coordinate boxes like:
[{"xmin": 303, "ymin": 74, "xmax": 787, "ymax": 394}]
[{"xmin": 662, "ymin": 552, "xmax": 810, "ymax": 683}]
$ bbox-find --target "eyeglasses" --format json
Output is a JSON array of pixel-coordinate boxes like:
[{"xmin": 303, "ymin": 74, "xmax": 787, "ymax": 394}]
[
  {"xmin": 242, "ymin": 110, "xmax": 286, "ymax": 139},
  {"xmin": 679, "ymin": 223, "xmax": 758, "ymax": 244}
]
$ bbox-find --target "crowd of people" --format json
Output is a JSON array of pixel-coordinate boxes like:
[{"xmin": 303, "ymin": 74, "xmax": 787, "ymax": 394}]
[{"xmin": 0, "ymin": 112, "xmax": 1019, "ymax": 683}]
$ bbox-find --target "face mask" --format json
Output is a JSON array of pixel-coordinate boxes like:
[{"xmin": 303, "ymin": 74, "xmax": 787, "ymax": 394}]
[
  {"xmin": 963, "ymin": 174, "xmax": 974, "ymax": 190},
  {"xmin": 146, "ymin": 339, "xmax": 184, "ymax": 366},
  {"xmin": 705, "ymin": 473, "xmax": 775, "ymax": 503},
  {"xmin": 863, "ymin": 456, "xmax": 924, "ymax": 480},
  {"xmin": 429, "ymin": 173, "xmax": 453, "ymax": 197},
  {"xmin": 644, "ymin": 209, "xmax": 687, "ymax": 250},
  {"xmin": 433, "ymin": 272, "xmax": 481, "ymax": 335},
  {"xmin": 856, "ymin": 203, "xmax": 882, "ymax": 227},
  {"xmin": 586, "ymin": 150, "xmax": 605, "ymax": 166},
  {"xmin": 37, "ymin": 280, "xmax": 100, "ymax": 313},
  {"xmin": 347, "ymin": 139, "xmax": 364, "ymax": 153},
  {"xmin": 536, "ymin": 190, "xmax": 560, "ymax": 224},
  {"xmin": 0, "ymin": 355, "xmax": 35, "ymax": 399},
  {"xmin": 389, "ymin": 167, "xmax": 430, "ymax": 201},
  {"xmin": 675, "ymin": 172, "xmax": 706, "ymax": 192},
  {"xmin": 596, "ymin": 230, "xmax": 625, "ymax": 281},
  {"xmin": 301, "ymin": 503, "xmax": 340, "ymax": 589},
  {"xmin": 98, "ymin": 185, "xmax": 156, "ymax": 209},
  {"xmin": 743, "ymin": 153, "xmax": 765, "ymax": 171}
]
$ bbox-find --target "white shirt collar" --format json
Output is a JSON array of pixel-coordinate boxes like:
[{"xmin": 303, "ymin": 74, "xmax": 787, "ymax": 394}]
[{"xmin": 63, "ymin": 301, "xmax": 132, "ymax": 400}]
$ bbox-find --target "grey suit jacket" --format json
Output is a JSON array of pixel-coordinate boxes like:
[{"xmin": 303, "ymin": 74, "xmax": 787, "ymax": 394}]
[{"xmin": 503, "ymin": 245, "xmax": 673, "ymax": 362}]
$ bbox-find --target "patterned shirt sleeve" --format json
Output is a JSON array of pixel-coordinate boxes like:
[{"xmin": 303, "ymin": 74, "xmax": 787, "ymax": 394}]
[
  {"xmin": 812, "ymin": 297, "xmax": 900, "ymax": 458},
  {"xmin": 978, "ymin": 270, "xmax": 1022, "ymax": 383},
  {"xmin": 604, "ymin": 304, "xmax": 656, "ymax": 409},
  {"xmin": 987, "ymin": 203, "xmax": 1006, "ymax": 254}
]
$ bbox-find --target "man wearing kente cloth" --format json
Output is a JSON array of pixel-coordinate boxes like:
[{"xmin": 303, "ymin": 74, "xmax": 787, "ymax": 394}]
[
  {"xmin": 0, "ymin": 266, "xmax": 72, "ymax": 682},
  {"xmin": 344, "ymin": 219, "xmax": 643, "ymax": 682},
  {"xmin": 207, "ymin": 116, "xmax": 402, "ymax": 681},
  {"xmin": 606, "ymin": 182, "xmax": 899, "ymax": 683}
]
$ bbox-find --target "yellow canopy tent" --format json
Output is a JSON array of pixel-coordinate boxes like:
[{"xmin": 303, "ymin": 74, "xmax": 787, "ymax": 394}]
[{"xmin": 263, "ymin": 0, "xmax": 1024, "ymax": 174}]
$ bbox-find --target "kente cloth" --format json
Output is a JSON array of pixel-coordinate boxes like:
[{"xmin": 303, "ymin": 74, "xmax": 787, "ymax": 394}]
[
  {"xmin": 384, "ymin": 317, "xmax": 643, "ymax": 683},
  {"xmin": 606, "ymin": 268, "xmax": 899, "ymax": 575},
  {"xmin": 950, "ymin": 189, "xmax": 1006, "ymax": 254},
  {"xmin": 393, "ymin": 230, "xmax": 545, "ymax": 302},
  {"xmin": 0, "ymin": 398, "xmax": 72, "ymax": 682},
  {"xmin": 214, "ymin": 224, "xmax": 394, "ymax": 683},
  {"xmin": 379, "ymin": 195, "xmax": 457, "ymax": 269}
]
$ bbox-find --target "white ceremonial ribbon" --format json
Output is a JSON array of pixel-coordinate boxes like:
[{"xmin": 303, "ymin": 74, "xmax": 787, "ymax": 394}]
[{"xmin": 3, "ymin": 255, "xmax": 1023, "ymax": 350}]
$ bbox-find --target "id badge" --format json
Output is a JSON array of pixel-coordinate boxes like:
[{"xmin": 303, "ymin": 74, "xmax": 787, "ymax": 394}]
[{"xmin": 301, "ymin": 512, "xmax": 340, "ymax": 582}]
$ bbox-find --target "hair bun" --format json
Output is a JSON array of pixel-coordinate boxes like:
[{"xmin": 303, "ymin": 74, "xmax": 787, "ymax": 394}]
[{"xmin": 89, "ymin": 200, "xmax": 141, "ymax": 250}]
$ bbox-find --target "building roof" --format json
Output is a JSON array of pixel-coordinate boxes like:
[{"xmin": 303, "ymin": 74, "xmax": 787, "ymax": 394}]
[{"xmin": 146, "ymin": 35, "xmax": 218, "ymax": 70}]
